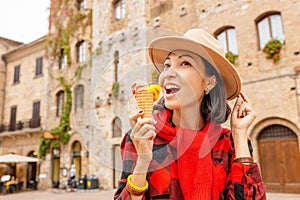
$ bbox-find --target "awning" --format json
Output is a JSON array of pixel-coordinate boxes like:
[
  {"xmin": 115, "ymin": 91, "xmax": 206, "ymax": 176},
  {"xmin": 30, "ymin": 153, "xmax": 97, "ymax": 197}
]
[{"xmin": 0, "ymin": 153, "xmax": 38, "ymax": 164}]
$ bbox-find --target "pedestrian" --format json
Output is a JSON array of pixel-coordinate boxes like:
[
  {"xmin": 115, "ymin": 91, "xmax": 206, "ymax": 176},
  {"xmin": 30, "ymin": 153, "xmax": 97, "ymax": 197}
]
[{"xmin": 114, "ymin": 29, "xmax": 266, "ymax": 199}]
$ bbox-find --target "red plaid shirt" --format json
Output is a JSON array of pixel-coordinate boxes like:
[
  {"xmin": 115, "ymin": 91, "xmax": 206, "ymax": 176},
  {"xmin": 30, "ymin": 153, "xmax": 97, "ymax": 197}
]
[{"xmin": 114, "ymin": 128, "xmax": 266, "ymax": 200}]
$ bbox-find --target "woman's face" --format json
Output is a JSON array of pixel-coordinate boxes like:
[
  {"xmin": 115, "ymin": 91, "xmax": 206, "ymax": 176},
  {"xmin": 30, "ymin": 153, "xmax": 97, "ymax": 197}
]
[{"xmin": 159, "ymin": 50, "xmax": 209, "ymax": 111}]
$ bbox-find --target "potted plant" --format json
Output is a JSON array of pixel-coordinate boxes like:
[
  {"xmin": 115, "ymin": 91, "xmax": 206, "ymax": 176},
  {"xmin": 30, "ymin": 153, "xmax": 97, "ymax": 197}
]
[
  {"xmin": 263, "ymin": 39, "xmax": 283, "ymax": 62},
  {"xmin": 225, "ymin": 51, "xmax": 238, "ymax": 64}
]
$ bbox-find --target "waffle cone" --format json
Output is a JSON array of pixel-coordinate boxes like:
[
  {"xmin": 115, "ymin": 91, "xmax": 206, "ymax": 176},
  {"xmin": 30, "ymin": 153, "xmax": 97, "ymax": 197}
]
[{"xmin": 135, "ymin": 90, "xmax": 154, "ymax": 118}]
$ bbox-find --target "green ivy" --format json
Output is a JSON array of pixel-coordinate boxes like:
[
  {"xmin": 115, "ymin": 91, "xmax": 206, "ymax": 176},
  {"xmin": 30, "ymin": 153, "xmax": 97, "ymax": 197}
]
[
  {"xmin": 38, "ymin": 77, "xmax": 72, "ymax": 158},
  {"xmin": 112, "ymin": 82, "xmax": 120, "ymax": 98}
]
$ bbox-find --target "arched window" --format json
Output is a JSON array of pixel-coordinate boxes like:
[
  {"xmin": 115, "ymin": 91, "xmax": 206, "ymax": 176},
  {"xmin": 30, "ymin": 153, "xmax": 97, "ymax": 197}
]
[
  {"xmin": 256, "ymin": 12, "xmax": 285, "ymax": 49},
  {"xmin": 75, "ymin": 84, "xmax": 84, "ymax": 113},
  {"xmin": 112, "ymin": 117, "xmax": 122, "ymax": 137},
  {"xmin": 113, "ymin": 0, "xmax": 126, "ymax": 20},
  {"xmin": 76, "ymin": 41, "xmax": 86, "ymax": 63},
  {"xmin": 59, "ymin": 49, "xmax": 67, "ymax": 70},
  {"xmin": 77, "ymin": 0, "xmax": 86, "ymax": 11},
  {"xmin": 215, "ymin": 27, "xmax": 238, "ymax": 55},
  {"xmin": 114, "ymin": 51, "xmax": 119, "ymax": 82},
  {"xmin": 56, "ymin": 91, "xmax": 64, "ymax": 117}
]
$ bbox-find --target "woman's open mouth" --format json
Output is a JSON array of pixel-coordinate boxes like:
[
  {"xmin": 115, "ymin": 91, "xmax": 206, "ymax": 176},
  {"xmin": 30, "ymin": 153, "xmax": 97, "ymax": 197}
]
[{"xmin": 165, "ymin": 84, "xmax": 180, "ymax": 95}]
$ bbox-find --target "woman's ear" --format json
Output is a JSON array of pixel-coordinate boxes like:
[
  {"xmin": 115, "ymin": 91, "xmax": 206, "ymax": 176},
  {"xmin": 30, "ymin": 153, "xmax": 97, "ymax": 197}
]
[{"xmin": 205, "ymin": 75, "xmax": 217, "ymax": 92}]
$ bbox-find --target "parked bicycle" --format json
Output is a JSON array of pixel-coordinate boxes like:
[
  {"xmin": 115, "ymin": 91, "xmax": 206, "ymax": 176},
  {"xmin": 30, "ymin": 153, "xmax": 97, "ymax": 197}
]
[{"xmin": 52, "ymin": 178, "xmax": 78, "ymax": 193}]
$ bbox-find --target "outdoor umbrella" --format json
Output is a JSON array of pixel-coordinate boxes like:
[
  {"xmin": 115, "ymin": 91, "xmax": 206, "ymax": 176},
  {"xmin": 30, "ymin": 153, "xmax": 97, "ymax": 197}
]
[{"xmin": 0, "ymin": 153, "xmax": 38, "ymax": 164}]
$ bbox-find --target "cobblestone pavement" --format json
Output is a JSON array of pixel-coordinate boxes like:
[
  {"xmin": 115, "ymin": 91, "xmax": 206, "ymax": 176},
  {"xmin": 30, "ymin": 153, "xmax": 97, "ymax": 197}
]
[{"xmin": 1, "ymin": 189, "xmax": 300, "ymax": 200}]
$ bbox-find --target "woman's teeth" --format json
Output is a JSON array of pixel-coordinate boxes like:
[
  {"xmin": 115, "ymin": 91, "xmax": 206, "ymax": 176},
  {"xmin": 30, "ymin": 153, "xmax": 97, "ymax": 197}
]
[{"xmin": 165, "ymin": 85, "xmax": 180, "ymax": 94}]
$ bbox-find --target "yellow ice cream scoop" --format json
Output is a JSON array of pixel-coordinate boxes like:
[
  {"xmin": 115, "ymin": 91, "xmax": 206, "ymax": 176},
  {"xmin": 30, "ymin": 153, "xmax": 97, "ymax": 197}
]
[{"xmin": 132, "ymin": 82, "xmax": 160, "ymax": 118}]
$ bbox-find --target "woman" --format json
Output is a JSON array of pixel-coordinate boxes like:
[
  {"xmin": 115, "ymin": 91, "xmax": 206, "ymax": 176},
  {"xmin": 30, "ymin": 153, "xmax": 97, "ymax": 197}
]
[{"xmin": 114, "ymin": 29, "xmax": 266, "ymax": 199}]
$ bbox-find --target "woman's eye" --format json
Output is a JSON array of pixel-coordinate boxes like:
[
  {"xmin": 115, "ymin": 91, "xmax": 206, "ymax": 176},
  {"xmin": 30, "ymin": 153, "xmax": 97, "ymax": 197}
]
[
  {"xmin": 163, "ymin": 63, "xmax": 171, "ymax": 69},
  {"xmin": 181, "ymin": 61, "xmax": 191, "ymax": 67}
]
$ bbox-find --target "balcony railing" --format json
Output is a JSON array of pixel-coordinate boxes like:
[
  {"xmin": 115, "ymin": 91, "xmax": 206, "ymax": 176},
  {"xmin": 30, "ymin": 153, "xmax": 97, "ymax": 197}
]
[{"xmin": 0, "ymin": 117, "xmax": 41, "ymax": 133}]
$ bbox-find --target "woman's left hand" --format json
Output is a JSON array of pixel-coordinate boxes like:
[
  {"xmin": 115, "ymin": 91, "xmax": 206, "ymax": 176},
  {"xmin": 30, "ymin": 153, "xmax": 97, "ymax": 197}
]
[{"xmin": 231, "ymin": 92, "xmax": 257, "ymax": 136}]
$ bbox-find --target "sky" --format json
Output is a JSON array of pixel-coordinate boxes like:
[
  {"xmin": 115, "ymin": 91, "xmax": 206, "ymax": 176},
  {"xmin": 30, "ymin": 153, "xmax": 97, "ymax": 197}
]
[{"xmin": 0, "ymin": 0, "xmax": 50, "ymax": 44}]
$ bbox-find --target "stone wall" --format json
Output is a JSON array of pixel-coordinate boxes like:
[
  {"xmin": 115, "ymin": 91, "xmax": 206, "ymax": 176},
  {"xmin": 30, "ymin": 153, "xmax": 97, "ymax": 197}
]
[{"xmin": 146, "ymin": 0, "xmax": 300, "ymax": 161}]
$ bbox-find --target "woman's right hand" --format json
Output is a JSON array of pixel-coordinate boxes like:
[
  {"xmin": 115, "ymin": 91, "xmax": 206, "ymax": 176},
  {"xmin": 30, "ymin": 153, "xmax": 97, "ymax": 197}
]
[{"xmin": 129, "ymin": 111, "xmax": 156, "ymax": 164}]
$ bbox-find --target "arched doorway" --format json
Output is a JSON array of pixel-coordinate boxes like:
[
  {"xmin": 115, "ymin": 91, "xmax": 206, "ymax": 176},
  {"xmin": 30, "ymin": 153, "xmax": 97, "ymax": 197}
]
[
  {"xmin": 26, "ymin": 151, "xmax": 38, "ymax": 189},
  {"xmin": 71, "ymin": 141, "xmax": 82, "ymax": 180},
  {"xmin": 258, "ymin": 124, "xmax": 300, "ymax": 193},
  {"xmin": 112, "ymin": 117, "xmax": 122, "ymax": 188}
]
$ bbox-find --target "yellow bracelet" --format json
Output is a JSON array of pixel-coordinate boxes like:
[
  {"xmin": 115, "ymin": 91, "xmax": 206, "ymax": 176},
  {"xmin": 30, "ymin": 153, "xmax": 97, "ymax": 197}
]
[
  {"xmin": 234, "ymin": 157, "xmax": 254, "ymax": 163},
  {"xmin": 126, "ymin": 174, "xmax": 148, "ymax": 196}
]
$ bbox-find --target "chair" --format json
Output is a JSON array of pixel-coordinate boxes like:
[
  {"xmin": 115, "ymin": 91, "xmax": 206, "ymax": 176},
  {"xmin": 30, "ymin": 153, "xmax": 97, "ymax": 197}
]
[{"xmin": 16, "ymin": 182, "xmax": 23, "ymax": 191}]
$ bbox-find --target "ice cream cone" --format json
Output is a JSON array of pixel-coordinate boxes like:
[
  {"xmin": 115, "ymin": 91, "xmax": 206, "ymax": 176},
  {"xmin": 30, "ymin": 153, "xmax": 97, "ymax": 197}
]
[
  {"xmin": 135, "ymin": 90, "xmax": 154, "ymax": 118},
  {"xmin": 131, "ymin": 81, "xmax": 160, "ymax": 118}
]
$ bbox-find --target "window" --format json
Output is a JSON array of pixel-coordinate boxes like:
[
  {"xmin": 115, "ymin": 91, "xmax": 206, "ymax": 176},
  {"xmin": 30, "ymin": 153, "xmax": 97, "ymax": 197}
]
[
  {"xmin": 10, "ymin": 106, "xmax": 17, "ymax": 131},
  {"xmin": 13, "ymin": 65, "xmax": 20, "ymax": 84},
  {"xmin": 76, "ymin": 41, "xmax": 86, "ymax": 63},
  {"xmin": 256, "ymin": 13, "xmax": 285, "ymax": 49},
  {"xmin": 216, "ymin": 27, "xmax": 238, "ymax": 54},
  {"xmin": 31, "ymin": 101, "xmax": 40, "ymax": 128},
  {"xmin": 77, "ymin": 0, "xmax": 86, "ymax": 11},
  {"xmin": 35, "ymin": 56, "xmax": 43, "ymax": 76},
  {"xmin": 75, "ymin": 84, "xmax": 84, "ymax": 113},
  {"xmin": 59, "ymin": 49, "xmax": 67, "ymax": 70},
  {"xmin": 56, "ymin": 91, "xmax": 64, "ymax": 117},
  {"xmin": 113, "ymin": 0, "xmax": 126, "ymax": 20},
  {"xmin": 112, "ymin": 117, "xmax": 122, "ymax": 137}
]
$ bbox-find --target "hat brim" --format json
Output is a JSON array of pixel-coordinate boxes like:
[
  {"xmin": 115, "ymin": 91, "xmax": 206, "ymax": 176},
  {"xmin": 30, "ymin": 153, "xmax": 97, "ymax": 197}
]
[{"xmin": 147, "ymin": 36, "xmax": 241, "ymax": 100}]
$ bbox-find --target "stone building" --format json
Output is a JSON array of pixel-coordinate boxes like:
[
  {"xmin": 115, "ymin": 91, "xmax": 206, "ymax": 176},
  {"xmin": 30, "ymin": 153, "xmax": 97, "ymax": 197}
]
[
  {"xmin": 0, "ymin": 36, "xmax": 46, "ymax": 190},
  {"xmin": 90, "ymin": 0, "xmax": 300, "ymax": 193},
  {"xmin": 37, "ymin": 0, "xmax": 94, "ymax": 189},
  {"xmin": 0, "ymin": 37, "xmax": 23, "ymax": 125}
]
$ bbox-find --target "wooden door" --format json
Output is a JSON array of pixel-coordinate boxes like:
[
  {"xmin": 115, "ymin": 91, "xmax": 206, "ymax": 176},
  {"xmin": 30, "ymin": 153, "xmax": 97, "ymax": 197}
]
[{"xmin": 258, "ymin": 125, "xmax": 300, "ymax": 193}]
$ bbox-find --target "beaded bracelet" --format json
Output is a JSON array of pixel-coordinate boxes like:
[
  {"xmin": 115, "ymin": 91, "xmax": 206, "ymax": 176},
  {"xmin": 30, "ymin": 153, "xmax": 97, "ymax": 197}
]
[
  {"xmin": 234, "ymin": 157, "xmax": 254, "ymax": 163},
  {"xmin": 126, "ymin": 174, "xmax": 148, "ymax": 196}
]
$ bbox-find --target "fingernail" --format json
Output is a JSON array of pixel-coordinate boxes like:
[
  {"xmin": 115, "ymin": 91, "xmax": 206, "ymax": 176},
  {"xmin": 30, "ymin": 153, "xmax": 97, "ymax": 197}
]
[{"xmin": 139, "ymin": 110, "xmax": 144, "ymax": 113}]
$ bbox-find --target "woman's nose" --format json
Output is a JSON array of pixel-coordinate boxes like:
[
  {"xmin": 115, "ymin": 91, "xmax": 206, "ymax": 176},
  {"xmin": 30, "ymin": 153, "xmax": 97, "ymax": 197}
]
[{"xmin": 159, "ymin": 68, "xmax": 177, "ymax": 83}]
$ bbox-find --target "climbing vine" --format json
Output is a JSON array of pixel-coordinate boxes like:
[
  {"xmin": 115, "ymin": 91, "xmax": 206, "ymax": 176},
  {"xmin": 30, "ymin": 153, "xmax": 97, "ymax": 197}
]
[
  {"xmin": 39, "ymin": 0, "xmax": 92, "ymax": 158},
  {"xmin": 39, "ymin": 77, "xmax": 72, "ymax": 158},
  {"xmin": 45, "ymin": 0, "xmax": 93, "ymax": 66}
]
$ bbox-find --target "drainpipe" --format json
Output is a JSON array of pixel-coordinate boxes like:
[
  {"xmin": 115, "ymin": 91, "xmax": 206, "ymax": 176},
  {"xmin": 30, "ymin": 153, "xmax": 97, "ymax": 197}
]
[
  {"xmin": 0, "ymin": 54, "xmax": 7, "ymax": 126},
  {"xmin": 295, "ymin": 66, "xmax": 300, "ymax": 124},
  {"xmin": 294, "ymin": 66, "xmax": 300, "ymax": 152}
]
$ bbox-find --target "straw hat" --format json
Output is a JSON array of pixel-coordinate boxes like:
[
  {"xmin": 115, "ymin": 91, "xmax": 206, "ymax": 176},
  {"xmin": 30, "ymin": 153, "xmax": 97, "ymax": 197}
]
[{"xmin": 147, "ymin": 29, "xmax": 241, "ymax": 100}]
